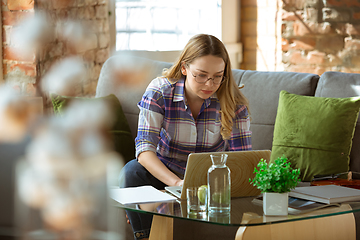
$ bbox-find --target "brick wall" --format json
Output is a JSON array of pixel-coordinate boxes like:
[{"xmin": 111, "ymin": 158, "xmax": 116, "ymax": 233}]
[
  {"xmin": 282, "ymin": 0, "xmax": 360, "ymax": 74},
  {"xmin": 2, "ymin": 0, "xmax": 36, "ymax": 95},
  {"xmin": 2, "ymin": 0, "xmax": 110, "ymax": 113}
]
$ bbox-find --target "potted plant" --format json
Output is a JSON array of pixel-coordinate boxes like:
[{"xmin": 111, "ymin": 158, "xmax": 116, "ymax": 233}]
[{"xmin": 249, "ymin": 155, "xmax": 301, "ymax": 216}]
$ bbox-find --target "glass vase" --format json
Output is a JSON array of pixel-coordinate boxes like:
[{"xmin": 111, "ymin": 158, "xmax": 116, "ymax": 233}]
[{"xmin": 207, "ymin": 153, "xmax": 231, "ymax": 213}]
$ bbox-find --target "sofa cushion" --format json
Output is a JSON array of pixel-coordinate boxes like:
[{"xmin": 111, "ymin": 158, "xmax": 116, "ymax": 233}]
[
  {"xmin": 95, "ymin": 55, "xmax": 173, "ymax": 140},
  {"xmin": 50, "ymin": 93, "xmax": 135, "ymax": 163},
  {"xmin": 232, "ymin": 69, "xmax": 319, "ymax": 151},
  {"xmin": 270, "ymin": 90, "xmax": 360, "ymax": 181},
  {"xmin": 316, "ymin": 71, "xmax": 360, "ymax": 173}
]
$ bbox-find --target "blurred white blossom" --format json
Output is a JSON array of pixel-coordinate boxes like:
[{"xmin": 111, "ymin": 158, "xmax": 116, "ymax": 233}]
[
  {"xmin": 41, "ymin": 57, "xmax": 86, "ymax": 95},
  {"xmin": 58, "ymin": 20, "xmax": 94, "ymax": 53},
  {"xmin": 11, "ymin": 13, "xmax": 52, "ymax": 58}
]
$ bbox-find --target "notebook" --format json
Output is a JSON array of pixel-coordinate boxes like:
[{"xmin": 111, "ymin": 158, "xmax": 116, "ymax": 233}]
[
  {"xmin": 165, "ymin": 150, "xmax": 271, "ymax": 200},
  {"xmin": 289, "ymin": 185, "xmax": 360, "ymax": 204}
]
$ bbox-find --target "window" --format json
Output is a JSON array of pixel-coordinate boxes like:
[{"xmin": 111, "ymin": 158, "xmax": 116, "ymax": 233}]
[{"xmin": 115, "ymin": 0, "xmax": 222, "ymax": 51}]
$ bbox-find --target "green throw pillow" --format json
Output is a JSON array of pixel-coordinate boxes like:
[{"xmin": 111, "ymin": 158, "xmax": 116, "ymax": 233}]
[
  {"xmin": 270, "ymin": 90, "xmax": 360, "ymax": 181},
  {"xmin": 50, "ymin": 93, "xmax": 135, "ymax": 163}
]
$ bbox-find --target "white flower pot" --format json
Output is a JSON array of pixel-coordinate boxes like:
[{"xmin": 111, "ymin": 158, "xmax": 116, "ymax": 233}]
[{"xmin": 263, "ymin": 192, "xmax": 288, "ymax": 216}]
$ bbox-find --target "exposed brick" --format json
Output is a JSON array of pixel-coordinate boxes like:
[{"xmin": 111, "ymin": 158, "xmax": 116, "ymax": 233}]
[
  {"xmin": 317, "ymin": 36, "xmax": 344, "ymax": 52},
  {"xmin": 294, "ymin": 21, "xmax": 334, "ymax": 36},
  {"xmin": 48, "ymin": 42, "xmax": 64, "ymax": 58},
  {"xmin": 286, "ymin": 65, "xmax": 326, "ymax": 75},
  {"xmin": 344, "ymin": 37, "xmax": 360, "ymax": 50},
  {"xmin": 303, "ymin": 0, "xmax": 319, "ymax": 8},
  {"xmin": 83, "ymin": 50, "xmax": 95, "ymax": 62},
  {"xmin": 307, "ymin": 51, "xmax": 326, "ymax": 64},
  {"xmin": 282, "ymin": 38, "xmax": 290, "ymax": 51},
  {"xmin": 98, "ymin": 33, "xmax": 109, "ymax": 48},
  {"xmin": 84, "ymin": 6, "xmax": 95, "ymax": 20},
  {"xmin": 2, "ymin": 10, "xmax": 34, "ymax": 26},
  {"xmin": 102, "ymin": 19, "xmax": 109, "ymax": 32},
  {"xmin": 95, "ymin": 48, "xmax": 109, "ymax": 63},
  {"xmin": 282, "ymin": 10, "xmax": 304, "ymax": 21},
  {"xmin": 7, "ymin": 0, "xmax": 34, "ymax": 10},
  {"xmin": 317, "ymin": 22, "xmax": 333, "ymax": 34},
  {"xmin": 7, "ymin": 63, "xmax": 36, "ymax": 77},
  {"xmin": 341, "ymin": 67, "xmax": 360, "ymax": 73},
  {"xmin": 85, "ymin": 0, "xmax": 98, "ymax": 6},
  {"xmin": 304, "ymin": 8, "xmax": 318, "ymax": 22},
  {"xmin": 327, "ymin": 54, "xmax": 342, "ymax": 65},
  {"xmin": 350, "ymin": 55, "xmax": 360, "ymax": 66},
  {"xmin": 293, "ymin": 20, "xmax": 312, "ymax": 36},
  {"xmin": 68, "ymin": 8, "xmax": 78, "ymax": 19},
  {"xmin": 283, "ymin": 0, "xmax": 305, "ymax": 10},
  {"xmin": 346, "ymin": 23, "xmax": 360, "ymax": 35},
  {"xmin": 36, "ymin": 0, "xmax": 53, "ymax": 9},
  {"xmin": 353, "ymin": 10, "xmax": 360, "ymax": 21},
  {"xmin": 323, "ymin": 0, "xmax": 360, "ymax": 7},
  {"xmin": 25, "ymin": 83, "xmax": 37, "ymax": 96},
  {"xmin": 289, "ymin": 38, "xmax": 316, "ymax": 50},
  {"xmin": 334, "ymin": 23, "xmax": 347, "ymax": 35},
  {"xmin": 52, "ymin": 0, "xmax": 75, "ymax": 9},
  {"xmin": 95, "ymin": 5, "xmax": 108, "ymax": 19},
  {"xmin": 82, "ymin": 78, "xmax": 97, "ymax": 96},
  {"xmin": 77, "ymin": 33, "xmax": 98, "ymax": 52},
  {"xmin": 77, "ymin": 8, "xmax": 85, "ymax": 19},
  {"xmin": 3, "ymin": 26, "xmax": 12, "ymax": 45},
  {"xmin": 282, "ymin": 22, "xmax": 295, "ymax": 38},
  {"xmin": 60, "ymin": 9, "xmax": 70, "ymax": 20},
  {"xmin": 288, "ymin": 50, "xmax": 307, "ymax": 64},
  {"xmin": 3, "ymin": 45, "xmax": 35, "ymax": 62},
  {"xmin": 322, "ymin": 8, "xmax": 351, "ymax": 22},
  {"xmin": 91, "ymin": 63, "xmax": 102, "ymax": 81}
]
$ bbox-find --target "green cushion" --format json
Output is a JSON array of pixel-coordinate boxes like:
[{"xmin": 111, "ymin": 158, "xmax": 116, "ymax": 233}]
[
  {"xmin": 50, "ymin": 93, "xmax": 135, "ymax": 163},
  {"xmin": 270, "ymin": 90, "xmax": 360, "ymax": 181}
]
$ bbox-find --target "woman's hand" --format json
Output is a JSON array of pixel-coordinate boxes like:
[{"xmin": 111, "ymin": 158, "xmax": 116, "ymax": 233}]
[
  {"xmin": 174, "ymin": 179, "xmax": 184, "ymax": 187},
  {"xmin": 138, "ymin": 151, "xmax": 183, "ymax": 187}
]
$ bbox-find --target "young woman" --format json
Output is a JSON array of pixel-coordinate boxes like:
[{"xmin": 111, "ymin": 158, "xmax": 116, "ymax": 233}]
[{"xmin": 120, "ymin": 34, "xmax": 252, "ymax": 240}]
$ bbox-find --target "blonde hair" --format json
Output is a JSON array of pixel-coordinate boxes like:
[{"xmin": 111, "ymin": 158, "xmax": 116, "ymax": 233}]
[{"xmin": 163, "ymin": 34, "xmax": 250, "ymax": 140}]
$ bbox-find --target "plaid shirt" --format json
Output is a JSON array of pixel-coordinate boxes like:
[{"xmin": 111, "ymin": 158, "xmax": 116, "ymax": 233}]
[{"xmin": 135, "ymin": 77, "xmax": 252, "ymax": 176}]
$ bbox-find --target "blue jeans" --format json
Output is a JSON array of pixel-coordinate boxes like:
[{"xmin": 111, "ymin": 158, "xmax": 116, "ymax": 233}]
[{"xmin": 119, "ymin": 159, "xmax": 166, "ymax": 240}]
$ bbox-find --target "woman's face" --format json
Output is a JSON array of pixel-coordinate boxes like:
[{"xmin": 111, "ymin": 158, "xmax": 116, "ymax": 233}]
[{"xmin": 181, "ymin": 55, "xmax": 225, "ymax": 101}]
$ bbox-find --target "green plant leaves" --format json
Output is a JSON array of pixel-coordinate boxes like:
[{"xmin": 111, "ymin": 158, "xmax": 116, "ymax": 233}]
[{"xmin": 249, "ymin": 155, "xmax": 300, "ymax": 193}]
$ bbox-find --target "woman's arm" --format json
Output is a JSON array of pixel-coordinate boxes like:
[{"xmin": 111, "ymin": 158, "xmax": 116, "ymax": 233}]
[{"xmin": 138, "ymin": 151, "xmax": 184, "ymax": 187}]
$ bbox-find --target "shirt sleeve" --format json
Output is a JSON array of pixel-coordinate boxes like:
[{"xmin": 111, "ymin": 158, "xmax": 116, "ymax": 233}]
[
  {"xmin": 228, "ymin": 105, "xmax": 252, "ymax": 151},
  {"xmin": 135, "ymin": 79, "xmax": 165, "ymax": 157}
]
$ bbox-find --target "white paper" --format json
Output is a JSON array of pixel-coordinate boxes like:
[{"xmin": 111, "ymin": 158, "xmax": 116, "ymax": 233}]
[{"xmin": 109, "ymin": 186, "xmax": 177, "ymax": 204}]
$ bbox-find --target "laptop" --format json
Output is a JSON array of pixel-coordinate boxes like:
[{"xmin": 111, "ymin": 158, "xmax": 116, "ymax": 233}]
[{"xmin": 165, "ymin": 150, "xmax": 271, "ymax": 200}]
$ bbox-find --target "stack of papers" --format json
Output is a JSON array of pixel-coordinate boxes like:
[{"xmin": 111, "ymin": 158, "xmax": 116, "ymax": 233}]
[{"xmin": 109, "ymin": 186, "xmax": 177, "ymax": 204}]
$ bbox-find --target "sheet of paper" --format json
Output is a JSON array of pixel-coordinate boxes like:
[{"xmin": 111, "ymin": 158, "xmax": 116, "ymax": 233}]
[{"xmin": 109, "ymin": 186, "xmax": 177, "ymax": 204}]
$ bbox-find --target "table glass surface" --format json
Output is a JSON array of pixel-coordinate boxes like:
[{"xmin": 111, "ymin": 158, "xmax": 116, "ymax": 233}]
[{"xmin": 113, "ymin": 196, "xmax": 360, "ymax": 227}]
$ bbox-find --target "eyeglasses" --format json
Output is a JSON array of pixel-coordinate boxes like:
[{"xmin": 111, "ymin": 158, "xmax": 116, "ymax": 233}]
[{"xmin": 186, "ymin": 65, "xmax": 224, "ymax": 85}]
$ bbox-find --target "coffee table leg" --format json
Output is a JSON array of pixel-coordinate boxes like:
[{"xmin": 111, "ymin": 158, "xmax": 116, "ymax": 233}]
[
  {"xmin": 149, "ymin": 215, "xmax": 174, "ymax": 240},
  {"xmin": 235, "ymin": 213, "xmax": 356, "ymax": 240}
]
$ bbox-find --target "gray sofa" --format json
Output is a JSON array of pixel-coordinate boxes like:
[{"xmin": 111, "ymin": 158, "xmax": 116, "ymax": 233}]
[
  {"xmin": 96, "ymin": 55, "xmax": 360, "ymax": 173},
  {"xmin": 96, "ymin": 55, "xmax": 360, "ymax": 239}
]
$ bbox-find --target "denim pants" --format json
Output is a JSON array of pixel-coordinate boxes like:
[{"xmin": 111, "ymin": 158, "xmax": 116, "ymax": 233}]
[{"xmin": 119, "ymin": 159, "xmax": 166, "ymax": 240}]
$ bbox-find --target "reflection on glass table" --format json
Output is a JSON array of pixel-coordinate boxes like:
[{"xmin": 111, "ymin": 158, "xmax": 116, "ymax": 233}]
[{"xmin": 113, "ymin": 196, "xmax": 360, "ymax": 240}]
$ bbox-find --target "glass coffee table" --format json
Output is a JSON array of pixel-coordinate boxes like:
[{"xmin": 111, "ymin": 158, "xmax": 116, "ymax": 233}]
[{"xmin": 113, "ymin": 196, "xmax": 360, "ymax": 240}]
